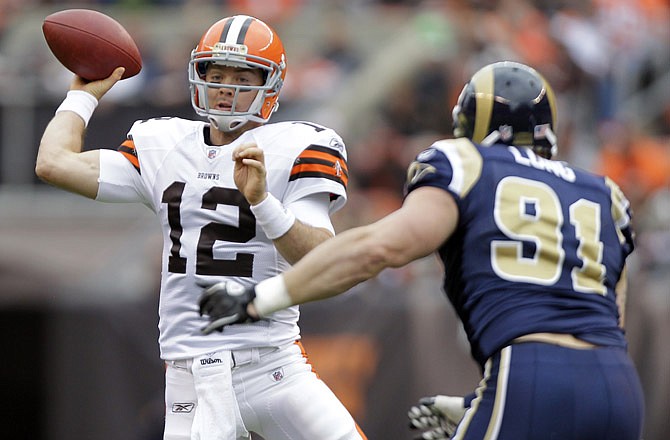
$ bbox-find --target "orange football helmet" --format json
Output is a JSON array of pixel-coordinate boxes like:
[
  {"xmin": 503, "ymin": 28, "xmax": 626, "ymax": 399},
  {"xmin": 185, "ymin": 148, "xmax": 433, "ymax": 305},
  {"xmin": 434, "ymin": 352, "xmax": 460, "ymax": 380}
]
[{"xmin": 189, "ymin": 15, "xmax": 287, "ymax": 131}]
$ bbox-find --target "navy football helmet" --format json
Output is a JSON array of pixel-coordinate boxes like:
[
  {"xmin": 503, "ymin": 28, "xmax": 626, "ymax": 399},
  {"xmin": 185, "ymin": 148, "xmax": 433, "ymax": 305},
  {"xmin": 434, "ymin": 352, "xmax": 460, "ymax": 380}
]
[{"xmin": 452, "ymin": 61, "xmax": 558, "ymax": 159}]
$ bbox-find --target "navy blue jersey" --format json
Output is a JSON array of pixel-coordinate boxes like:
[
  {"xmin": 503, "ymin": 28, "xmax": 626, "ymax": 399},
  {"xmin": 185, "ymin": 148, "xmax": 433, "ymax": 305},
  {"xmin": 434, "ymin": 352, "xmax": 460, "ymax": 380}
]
[{"xmin": 406, "ymin": 139, "xmax": 635, "ymax": 368}]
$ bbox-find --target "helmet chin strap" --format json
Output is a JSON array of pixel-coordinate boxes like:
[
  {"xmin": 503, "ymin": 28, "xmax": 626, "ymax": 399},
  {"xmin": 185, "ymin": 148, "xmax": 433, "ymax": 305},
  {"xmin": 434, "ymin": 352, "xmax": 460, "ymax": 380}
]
[
  {"xmin": 480, "ymin": 127, "xmax": 557, "ymax": 159},
  {"xmin": 208, "ymin": 114, "xmax": 249, "ymax": 132},
  {"xmin": 480, "ymin": 130, "xmax": 501, "ymax": 146},
  {"xmin": 206, "ymin": 89, "xmax": 272, "ymax": 133}
]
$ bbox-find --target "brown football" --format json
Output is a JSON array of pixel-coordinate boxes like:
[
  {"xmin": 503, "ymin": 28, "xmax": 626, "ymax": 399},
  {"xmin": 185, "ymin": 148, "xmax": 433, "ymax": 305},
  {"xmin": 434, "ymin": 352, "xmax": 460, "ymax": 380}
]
[{"xmin": 42, "ymin": 9, "xmax": 142, "ymax": 81}]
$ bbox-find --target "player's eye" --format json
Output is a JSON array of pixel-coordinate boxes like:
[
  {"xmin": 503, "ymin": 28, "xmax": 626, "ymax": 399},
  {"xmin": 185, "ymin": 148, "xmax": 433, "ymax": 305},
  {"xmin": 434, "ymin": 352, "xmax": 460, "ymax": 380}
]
[{"xmin": 236, "ymin": 74, "xmax": 254, "ymax": 84}]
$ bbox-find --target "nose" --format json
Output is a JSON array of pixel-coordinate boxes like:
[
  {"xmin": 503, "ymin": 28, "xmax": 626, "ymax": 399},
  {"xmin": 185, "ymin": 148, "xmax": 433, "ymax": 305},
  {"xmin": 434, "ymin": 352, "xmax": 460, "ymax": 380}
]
[{"xmin": 218, "ymin": 85, "xmax": 234, "ymax": 96}]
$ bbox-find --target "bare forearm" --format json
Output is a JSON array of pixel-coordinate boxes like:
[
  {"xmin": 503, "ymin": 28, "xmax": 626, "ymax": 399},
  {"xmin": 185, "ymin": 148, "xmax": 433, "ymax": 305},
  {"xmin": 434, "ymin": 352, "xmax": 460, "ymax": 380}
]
[
  {"xmin": 250, "ymin": 225, "xmax": 386, "ymax": 317},
  {"xmin": 36, "ymin": 70, "xmax": 124, "ymax": 198},
  {"xmin": 283, "ymin": 224, "xmax": 389, "ymax": 304},
  {"xmin": 36, "ymin": 112, "xmax": 99, "ymax": 198},
  {"xmin": 281, "ymin": 190, "xmax": 456, "ymax": 305},
  {"xmin": 272, "ymin": 220, "xmax": 334, "ymax": 265},
  {"xmin": 41, "ymin": 111, "xmax": 85, "ymax": 150},
  {"xmin": 252, "ymin": 187, "xmax": 458, "ymax": 315},
  {"xmin": 36, "ymin": 112, "xmax": 84, "ymax": 177}
]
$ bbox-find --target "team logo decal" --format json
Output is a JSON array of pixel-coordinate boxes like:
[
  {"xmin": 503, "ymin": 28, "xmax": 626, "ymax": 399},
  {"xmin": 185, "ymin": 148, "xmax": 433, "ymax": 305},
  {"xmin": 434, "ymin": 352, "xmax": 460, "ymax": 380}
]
[
  {"xmin": 416, "ymin": 148, "xmax": 436, "ymax": 162},
  {"xmin": 329, "ymin": 137, "xmax": 345, "ymax": 152},
  {"xmin": 499, "ymin": 125, "xmax": 514, "ymax": 142},
  {"xmin": 334, "ymin": 160, "xmax": 343, "ymax": 177},
  {"xmin": 406, "ymin": 161, "xmax": 436, "ymax": 186}
]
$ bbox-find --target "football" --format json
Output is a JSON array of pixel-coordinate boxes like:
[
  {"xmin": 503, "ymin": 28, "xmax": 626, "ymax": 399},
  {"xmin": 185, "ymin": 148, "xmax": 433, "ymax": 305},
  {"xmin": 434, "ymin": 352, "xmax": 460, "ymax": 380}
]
[{"xmin": 42, "ymin": 9, "xmax": 142, "ymax": 81}]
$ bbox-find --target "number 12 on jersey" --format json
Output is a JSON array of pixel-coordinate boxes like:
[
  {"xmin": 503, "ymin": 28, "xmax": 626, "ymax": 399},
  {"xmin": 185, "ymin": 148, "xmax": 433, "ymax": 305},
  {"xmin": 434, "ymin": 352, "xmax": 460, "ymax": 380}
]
[{"xmin": 162, "ymin": 181, "xmax": 256, "ymax": 276}]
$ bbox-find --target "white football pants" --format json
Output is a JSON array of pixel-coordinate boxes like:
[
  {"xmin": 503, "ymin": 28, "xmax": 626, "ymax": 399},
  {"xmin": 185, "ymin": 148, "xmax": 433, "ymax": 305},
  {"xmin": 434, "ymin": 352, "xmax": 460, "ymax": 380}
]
[{"xmin": 164, "ymin": 341, "xmax": 366, "ymax": 440}]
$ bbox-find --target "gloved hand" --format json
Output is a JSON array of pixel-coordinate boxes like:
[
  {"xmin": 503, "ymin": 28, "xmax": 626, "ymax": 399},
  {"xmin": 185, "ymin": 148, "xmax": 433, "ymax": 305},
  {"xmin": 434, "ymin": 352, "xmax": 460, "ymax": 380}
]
[
  {"xmin": 408, "ymin": 395, "xmax": 466, "ymax": 440},
  {"xmin": 198, "ymin": 280, "xmax": 258, "ymax": 334}
]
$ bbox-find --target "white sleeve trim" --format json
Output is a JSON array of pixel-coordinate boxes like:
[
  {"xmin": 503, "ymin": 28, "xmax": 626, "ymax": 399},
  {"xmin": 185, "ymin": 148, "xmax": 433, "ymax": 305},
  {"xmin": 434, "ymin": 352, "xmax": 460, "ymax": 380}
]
[
  {"xmin": 97, "ymin": 149, "xmax": 151, "ymax": 208},
  {"xmin": 285, "ymin": 193, "xmax": 335, "ymax": 234}
]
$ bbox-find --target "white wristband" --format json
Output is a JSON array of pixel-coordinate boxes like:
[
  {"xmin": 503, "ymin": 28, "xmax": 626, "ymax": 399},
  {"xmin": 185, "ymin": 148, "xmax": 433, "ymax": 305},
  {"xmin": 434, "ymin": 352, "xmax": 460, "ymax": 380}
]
[
  {"xmin": 250, "ymin": 193, "xmax": 296, "ymax": 239},
  {"xmin": 55, "ymin": 90, "xmax": 98, "ymax": 127},
  {"xmin": 253, "ymin": 275, "xmax": 293, "ymax": 317}
]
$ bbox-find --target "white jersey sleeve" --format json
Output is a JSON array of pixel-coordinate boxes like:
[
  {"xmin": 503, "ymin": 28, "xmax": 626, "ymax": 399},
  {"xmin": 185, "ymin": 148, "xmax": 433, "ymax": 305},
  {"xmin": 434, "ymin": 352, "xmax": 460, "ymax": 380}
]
[
  {"xmin": 250, "ymin": 120, "xmax": 348, "ymax": 214},
  {"xmin": 287, "ymin": 193, "xmax": 334, "ymax": 234},
  {"xmin": 97, "ymin": 149, "xmax": 151, "ymax": 207}
]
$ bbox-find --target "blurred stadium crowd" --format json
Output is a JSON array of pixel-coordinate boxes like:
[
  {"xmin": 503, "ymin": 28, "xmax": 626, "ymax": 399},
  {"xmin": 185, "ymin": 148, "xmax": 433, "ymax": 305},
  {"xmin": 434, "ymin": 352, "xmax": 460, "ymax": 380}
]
[
  {"xmin": 0, "ymin": 0, "xmax": 668, "ymax": 439},
  {"xmin": 2, "ymin": 0, "xmax": 669, "ymax": 218}
]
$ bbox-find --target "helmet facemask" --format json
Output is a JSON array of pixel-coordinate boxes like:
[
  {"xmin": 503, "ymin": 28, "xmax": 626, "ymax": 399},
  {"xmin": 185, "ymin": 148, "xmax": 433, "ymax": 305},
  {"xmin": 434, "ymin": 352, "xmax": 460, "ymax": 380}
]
[{"xmin": 189, "ymin": 48, "xmax": 284, "ymax": 132}]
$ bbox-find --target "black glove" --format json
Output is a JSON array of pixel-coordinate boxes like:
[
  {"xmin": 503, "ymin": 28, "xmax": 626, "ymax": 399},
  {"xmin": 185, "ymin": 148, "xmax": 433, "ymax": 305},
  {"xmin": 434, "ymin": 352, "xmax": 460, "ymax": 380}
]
[{"xmin": 198, "ymin": 280, "xmax": 259, "ymax": 334}]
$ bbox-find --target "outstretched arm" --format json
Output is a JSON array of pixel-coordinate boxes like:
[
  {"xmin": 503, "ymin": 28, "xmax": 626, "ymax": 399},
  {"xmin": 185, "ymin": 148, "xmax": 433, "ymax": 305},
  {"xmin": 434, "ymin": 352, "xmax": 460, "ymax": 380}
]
[
  {"xmin": 278, "ymin": 186, "xmax": 458, "ymax": 306},
  {"xmin": 36, "ymin": 67, "xmax": 125, "ymax": 198},
  {"xmin": 199, "ymin": 186, "xmax": 459, "ymax": 331}
]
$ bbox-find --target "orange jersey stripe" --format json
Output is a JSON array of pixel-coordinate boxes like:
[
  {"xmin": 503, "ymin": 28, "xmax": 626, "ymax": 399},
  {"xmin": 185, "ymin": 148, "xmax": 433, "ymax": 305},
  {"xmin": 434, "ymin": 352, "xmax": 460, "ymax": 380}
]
[
  {"xmin": 120, "ymin": 151, "xmax": 140, "ymax": 169},
  {"xmin": 299, "ymin": 150, "xmax": 349, "ymax": 173},
  {"xmin": 120, "ymin": 138, "xmax": 135, "ymax": 151},
  {"xmin": 290, "ymin": 145, "xmax": 348, "ymax": 188},
  {"xmin": 291, "ymin": 163, "xmax": 349, "ymax": 183},
  {"xmin": 289, "ymin": 167, "xmax": 348, "ymax": 187},
  {"xmin": 117, "ymin": 139, "xmax": 140, "ymax": 173}
]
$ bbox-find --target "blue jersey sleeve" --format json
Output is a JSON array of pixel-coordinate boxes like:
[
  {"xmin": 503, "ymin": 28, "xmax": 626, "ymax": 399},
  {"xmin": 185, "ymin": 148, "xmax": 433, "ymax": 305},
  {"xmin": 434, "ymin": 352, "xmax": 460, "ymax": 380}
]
[{"xmin": 406, "ymin": 139, "xmax": 484, "ymax": 201}]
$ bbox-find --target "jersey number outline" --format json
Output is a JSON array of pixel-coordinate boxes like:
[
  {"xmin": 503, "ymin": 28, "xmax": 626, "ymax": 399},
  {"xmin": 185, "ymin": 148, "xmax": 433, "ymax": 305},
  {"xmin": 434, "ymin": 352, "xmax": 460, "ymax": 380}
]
[
  {"xmin": 162, "ymin": 182, "xmax": 255, "ymax": 276},
  {"xmin": 491, "ymin": 176, "xmax": 606, "ymax": 295}
]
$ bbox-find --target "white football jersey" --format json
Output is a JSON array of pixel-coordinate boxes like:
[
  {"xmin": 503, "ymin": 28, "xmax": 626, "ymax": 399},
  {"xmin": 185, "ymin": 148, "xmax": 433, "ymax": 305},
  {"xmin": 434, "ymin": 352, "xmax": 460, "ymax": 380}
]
[{"xmin": 97, "ymin": 118, "xmax": 348, "ymax": 360}]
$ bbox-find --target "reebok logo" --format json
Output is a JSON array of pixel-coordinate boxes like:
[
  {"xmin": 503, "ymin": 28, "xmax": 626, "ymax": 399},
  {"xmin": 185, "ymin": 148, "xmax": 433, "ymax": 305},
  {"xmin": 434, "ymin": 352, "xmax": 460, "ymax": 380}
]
[{"xmin": 172, "ymin": 402, "xmax": 195, "ymax": 413}]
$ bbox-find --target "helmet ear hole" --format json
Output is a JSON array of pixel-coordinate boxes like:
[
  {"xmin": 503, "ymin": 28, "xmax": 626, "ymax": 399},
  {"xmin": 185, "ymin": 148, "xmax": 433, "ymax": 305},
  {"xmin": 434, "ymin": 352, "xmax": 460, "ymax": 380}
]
[{"xmin": 196, "ymin": 61, "xmax": 208, "ymax": 78}]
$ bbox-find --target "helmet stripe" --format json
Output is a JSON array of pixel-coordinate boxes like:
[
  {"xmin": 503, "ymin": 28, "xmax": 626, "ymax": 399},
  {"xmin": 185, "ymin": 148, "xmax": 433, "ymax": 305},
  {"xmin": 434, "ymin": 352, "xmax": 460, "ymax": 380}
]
[
  {"xmin": 543, "ymin": 76, "xmax": 558, "ymax": 130},
  {"xmin": 472, "ymin": 66, "xmax": 494, "ymax": 143},
  {"xmin": 235, "ymin": 18, "xmax": 253, "ymax": 44},
  {"xmin": 219, "ymin": 18, "xmax": 233, "ymax": 42},
  {"xmin": 220, "ymin": 16, "xmax": 254, "ymax": 44}
]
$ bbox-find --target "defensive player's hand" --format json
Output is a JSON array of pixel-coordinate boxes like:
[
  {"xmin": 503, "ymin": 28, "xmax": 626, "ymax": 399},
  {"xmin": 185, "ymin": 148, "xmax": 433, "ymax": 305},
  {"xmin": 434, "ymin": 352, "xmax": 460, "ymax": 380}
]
[
  {"xmin": 232, "ymin": 143, "xmax": 267, "ymax": 206},
  {"xmin": 198, "ymin": 280, "xmax": 259, "ymax": 334},
  {"xmin": 408, "ymin": 395, "xmax": 465, "ymax": 440},
  {"xmin": 70, "ymin": 66, "xmax": 125, "ymax": 101}
]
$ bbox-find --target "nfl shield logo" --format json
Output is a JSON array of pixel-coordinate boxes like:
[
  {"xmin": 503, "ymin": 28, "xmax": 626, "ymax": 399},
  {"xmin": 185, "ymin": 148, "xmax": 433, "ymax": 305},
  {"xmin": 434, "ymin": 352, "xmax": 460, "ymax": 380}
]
[
  {"xmin": 208, "ymin": 149, "xmax": 218, "ymax": 159},
  {"xmin": 271, "ymin": 368, "xmax": 284, "ymax": 382},
  {"xmin": 499, "ymin": 125, "xmax": 513, "ymax": 141}
]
